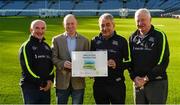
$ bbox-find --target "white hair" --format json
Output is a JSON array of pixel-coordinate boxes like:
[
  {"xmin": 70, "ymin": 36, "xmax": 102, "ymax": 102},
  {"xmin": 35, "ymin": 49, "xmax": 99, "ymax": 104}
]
[
  {"xmin": 135, "ymin": 8, "xmax": 151, "ymax": 20},
  {"xmin": 99, "ymin": 13, "xmax": 114, "ymax": 24},
  {"xmin": 63, "ymin": 14, "xmax": 77, "ymax": 25},
  {"xmin": 30, "ymin": 19, "xmax": 46, "ymax": 29}
]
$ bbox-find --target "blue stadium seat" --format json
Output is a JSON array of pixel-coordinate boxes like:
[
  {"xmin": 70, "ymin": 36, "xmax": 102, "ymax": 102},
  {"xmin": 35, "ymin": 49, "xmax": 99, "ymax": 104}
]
[
  {"xmin": 26, "ymin": 1, "xmax": 47, "ymax": 9},
  {"xmin": 3, "ymin": 1, "xmax": 25, "ymax": 9},
  {"xmin": 60, "ymin": 0, "xmax": 73, "ymax": 10},
  {"xmin": 73, "ymin": 0, "xmax": 98, "ymax": 16},
  {"xmin": 100, "ymin": 0, "xmax": 122, "ymax": 9},
  {"xmin": 0, "ymin": 0, "xmax": 179, "ymax": 16},
  {"xmin": 49, "ymin": 1, "xmax": 60, "ymax": 9},
  {"xmin": 126, "ymin": 0, "xmax": 140, "ymax": 9}
]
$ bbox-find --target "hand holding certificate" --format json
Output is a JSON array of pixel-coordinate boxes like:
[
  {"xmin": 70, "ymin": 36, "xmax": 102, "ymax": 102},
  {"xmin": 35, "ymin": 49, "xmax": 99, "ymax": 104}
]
[{"xmin": 72, "ymin": 51, "xmax": 108, "ymax": 77}]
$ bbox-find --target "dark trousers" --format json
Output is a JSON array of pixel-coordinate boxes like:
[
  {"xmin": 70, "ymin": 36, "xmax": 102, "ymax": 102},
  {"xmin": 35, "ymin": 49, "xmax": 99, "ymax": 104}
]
[
  {"xmin": 56, "ymin": 86, "xmax": 84, "ymax": 104},
  {"xmin": 93, "ymin": 81, "xmax": 126, "ymax": 104},
  {"xmin": 134, "ymin": 80, "xmax": 168, "ymax": 104},
  {"xmin": 21, "ymin": 83, "xmax": 50, "ymax": 104}
]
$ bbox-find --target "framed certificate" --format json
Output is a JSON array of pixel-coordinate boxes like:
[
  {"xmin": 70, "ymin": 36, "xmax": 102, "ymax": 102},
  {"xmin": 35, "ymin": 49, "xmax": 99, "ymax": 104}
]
[{"xmin": 72, "ymin": 51, "xmax": 108, "ymax": 77}]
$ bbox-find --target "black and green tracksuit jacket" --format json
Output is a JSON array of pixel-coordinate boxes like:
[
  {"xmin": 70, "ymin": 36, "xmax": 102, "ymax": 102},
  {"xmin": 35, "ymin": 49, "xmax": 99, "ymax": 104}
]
[
  {"xmin": 19, "ymin": 35, "xmax": 54, "ymax": 87},
  {"xmin": 129, "ymin": 25, "xmax": 170, "ymax": 81}
]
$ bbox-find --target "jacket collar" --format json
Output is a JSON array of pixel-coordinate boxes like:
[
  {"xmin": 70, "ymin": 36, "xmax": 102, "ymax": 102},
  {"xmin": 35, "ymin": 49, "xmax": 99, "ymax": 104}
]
[
  {"xmin": 134, "ymin": 25, "xmax": 154, "ymax": 38},
  {"xmin": 62, "ymin": 32, "xmax": 83, "ymax": 39},
  {"xmin": 30, "ymin": 35, "xmax": 45, "ymax": 43},
  {"xmin": 99, "ymin": 31, "xmax": 116, "ymax": 40},
  {"xmin": 64, "ymin": 32, "xmax": 78, "ymax": 38}
]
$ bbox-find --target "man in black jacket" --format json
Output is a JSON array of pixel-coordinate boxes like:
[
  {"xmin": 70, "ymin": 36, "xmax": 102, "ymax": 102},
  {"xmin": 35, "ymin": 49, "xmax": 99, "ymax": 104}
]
[
  {"xmin": 91, "ymin": 13, "xmax": 131, "ymax": 104},
  {"xmin": 129, "ymin": 8, "xmax": 170, "ymax": 104},
  {"xmin": 19, "ymin": 19, "xmax": 54, "ymax": 104}
]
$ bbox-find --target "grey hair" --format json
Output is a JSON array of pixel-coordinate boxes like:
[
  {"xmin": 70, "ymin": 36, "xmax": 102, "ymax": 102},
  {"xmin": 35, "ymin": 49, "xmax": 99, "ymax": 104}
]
[
  {"xmin": 135, "ymin": 8, "xmax": 151, "ymax": 20},
  {"xmin": 30, "ymin": 19, "xmax": 46, "ymax": 29},
  {"xmin": 63, "ymin": 14, "xmax": 77, "ymax": 25},
  {"xmin": 99, "ymin": 13, "xmax": 114, "ymax": 24}
]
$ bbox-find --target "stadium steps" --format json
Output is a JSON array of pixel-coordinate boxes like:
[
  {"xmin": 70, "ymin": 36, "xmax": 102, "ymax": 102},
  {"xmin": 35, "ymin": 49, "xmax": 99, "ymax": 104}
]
[
  {"xmin": 16, "ymin": 1, "xmax": 32, "ymax": 16},
  {"xmin": 0, "ymin": 1, "xmax": 11, "ymax": 9},
  {"xmin": 164, "ymin": 0, "xmax": 180, "ymax": 12},
  {"xmin": 126, "ymin": 0, "xmax": 139, "ymax": 9},
  {"xmin": 73, "ymin": 0, "xmax": 98, "ymax": 16},
  {"xmin": 48, "ymin": 0, "xmax": 58, "ymax": 9}
]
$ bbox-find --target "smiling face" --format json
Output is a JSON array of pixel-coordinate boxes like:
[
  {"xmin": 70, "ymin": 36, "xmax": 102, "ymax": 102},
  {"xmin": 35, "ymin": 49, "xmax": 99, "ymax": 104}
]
[
  {"xmin": 99, "ymin": 13, "xmax": 115, "ymax": 38},
  {"xmin": 30, "ymin": 20, "xmax": 46, "ymax": 40},
  {"xmin": 135, "ymin": 9, "xmax": 152, "ymax": 35},
  {"xmin": 63, "ymin": 14, "xmax": 77, "ymax": 36}
]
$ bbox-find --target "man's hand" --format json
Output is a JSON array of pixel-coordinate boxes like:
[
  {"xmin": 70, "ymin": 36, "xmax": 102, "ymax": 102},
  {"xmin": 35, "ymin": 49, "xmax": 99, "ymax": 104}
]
[
  {"xmin": 108, "ymin": 59, "xmax": 116, "ymax": 69},
  {"xmin": 40, "ymin": 80, "xmax": 52, "ymax": 91},
  {"xmin": 143, "ymin": 75, "xmax": 149, "ymax": 83},
  {"xmin": 134, "ymin": 76, "xmax": 146, "ymax": 88},
  {"xmin": 64, "ymin": 61, "xmax": 72, "ymax": 70}
]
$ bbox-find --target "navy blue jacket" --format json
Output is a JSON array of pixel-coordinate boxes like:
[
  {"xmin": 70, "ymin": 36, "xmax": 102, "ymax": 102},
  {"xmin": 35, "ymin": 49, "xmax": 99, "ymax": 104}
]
[
  {"xmin": 19, "ymin": 36, "xmax": 54, "ymax": 87},
  {"xmin": 129, "ymin": 25, "xmax": 170, "ymax": 81},
  {"xmin": 91, "ymin": 31, "xmax": 130, "ymax": 85}
]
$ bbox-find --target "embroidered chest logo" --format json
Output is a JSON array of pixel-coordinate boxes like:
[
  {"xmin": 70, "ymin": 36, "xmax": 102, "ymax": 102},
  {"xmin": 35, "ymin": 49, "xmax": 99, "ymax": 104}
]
[
  {"xmin": 112, "ymin": 40, "xmax": 118, "ymax": 46},
  {"xmin": 32, "ymin": 46, "xmax": 37, "ymax": 51},
  {"xmin": 96, "ymin": 40, "xmax": 102, "ymax": 45},
  {"xmin": 133, "ymin": 36, "xmax": 155, "ymax": 51}
]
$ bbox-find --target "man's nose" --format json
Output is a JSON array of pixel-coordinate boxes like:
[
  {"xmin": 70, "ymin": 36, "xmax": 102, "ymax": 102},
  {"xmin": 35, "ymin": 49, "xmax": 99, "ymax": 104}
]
[
  {"xmin": 138, "ymin": 21, "xmax": 143, "ymax": 26},
  {"xmin": 102, "ymin": 26, "xmax": 107, "ymax": 30},
  {"xmin": 39, "ymin": 29, "xmax": 43, "ymax": 33}
]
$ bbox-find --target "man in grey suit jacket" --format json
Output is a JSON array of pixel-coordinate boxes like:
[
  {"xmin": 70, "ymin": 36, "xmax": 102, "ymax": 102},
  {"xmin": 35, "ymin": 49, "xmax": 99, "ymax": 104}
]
[{"xmin": 51, "ymin": 14, "xmax": 89, "ymax": 104}]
